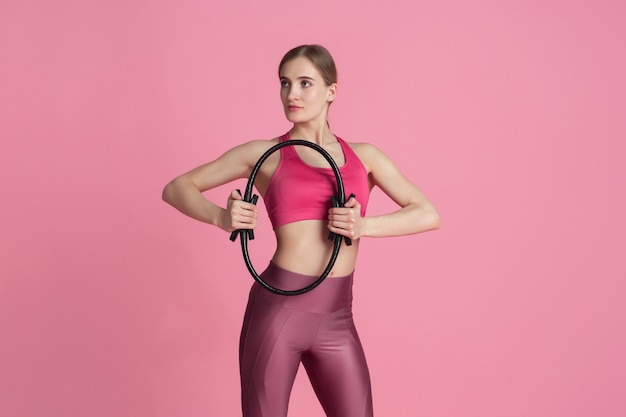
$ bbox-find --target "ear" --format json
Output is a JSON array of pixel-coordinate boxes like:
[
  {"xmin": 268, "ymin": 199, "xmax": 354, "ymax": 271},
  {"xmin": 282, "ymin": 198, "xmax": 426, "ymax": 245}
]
[{"xmin": 327, "ymin": 83, "xmax": 338, "ymax": 103}]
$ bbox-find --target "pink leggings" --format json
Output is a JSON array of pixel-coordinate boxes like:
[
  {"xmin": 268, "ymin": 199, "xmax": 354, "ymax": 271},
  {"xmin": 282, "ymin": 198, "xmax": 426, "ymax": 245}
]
[{"xmin": 239, "ymin": 262, "xmax": 373, "ymax": 417}]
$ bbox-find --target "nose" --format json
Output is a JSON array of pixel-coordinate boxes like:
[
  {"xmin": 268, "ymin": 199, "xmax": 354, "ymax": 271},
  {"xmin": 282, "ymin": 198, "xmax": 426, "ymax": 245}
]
[{"xmin": 287, "ymin": 84, "xmax": 299, "ymax": 101}]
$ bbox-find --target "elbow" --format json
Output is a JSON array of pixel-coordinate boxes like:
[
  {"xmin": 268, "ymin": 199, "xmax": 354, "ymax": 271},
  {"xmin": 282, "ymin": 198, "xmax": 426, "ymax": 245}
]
[
  {"xmin": 405, "ymin": 201, "xmax": 441, "ymax": 235},
  {"xmin": 161, "ymin": 182, "xmax": 172, "ymax": 204},
  {"xmin": 420, "ymin": 204, "xmax": 441, "ymax": 232},
  {"xmin": 430, "ymin": 209, "xmax": 441, "ymax": 230},
  {"xmin": 161, "ymin": 178, "xmax": 180, "ymax": 205}
]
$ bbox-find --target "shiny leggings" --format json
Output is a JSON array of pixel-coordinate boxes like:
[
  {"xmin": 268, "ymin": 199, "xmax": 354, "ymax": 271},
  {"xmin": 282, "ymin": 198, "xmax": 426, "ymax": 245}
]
[{"xmin": 239, "ymin": 262, "xmax": 373, "ymax": 417}]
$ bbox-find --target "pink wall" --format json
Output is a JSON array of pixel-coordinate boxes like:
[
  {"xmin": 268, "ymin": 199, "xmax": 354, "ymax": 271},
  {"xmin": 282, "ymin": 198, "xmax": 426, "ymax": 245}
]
[{"xmin": 1, "ymin": 1, "xmax": 625, "ymax": 416}]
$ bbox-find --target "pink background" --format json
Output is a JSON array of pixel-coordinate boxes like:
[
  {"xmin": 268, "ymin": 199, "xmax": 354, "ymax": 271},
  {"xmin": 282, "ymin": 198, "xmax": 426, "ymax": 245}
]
[{"xmin": 1, "ymin": 1, "xmax": 625, "ymax": 416}]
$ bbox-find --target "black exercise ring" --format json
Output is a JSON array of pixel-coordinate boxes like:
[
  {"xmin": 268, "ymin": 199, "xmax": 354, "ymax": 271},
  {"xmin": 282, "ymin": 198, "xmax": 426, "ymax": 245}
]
[{"xmin": 229, "ymin": 139, "xmax": 354, "ymax": 296}]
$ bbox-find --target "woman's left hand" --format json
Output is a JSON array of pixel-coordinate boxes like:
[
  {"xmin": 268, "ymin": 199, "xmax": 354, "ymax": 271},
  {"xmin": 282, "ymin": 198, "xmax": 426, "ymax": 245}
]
[{"xmin": 327, "ymin": 196, "xmax": 364, "ymax": 240}]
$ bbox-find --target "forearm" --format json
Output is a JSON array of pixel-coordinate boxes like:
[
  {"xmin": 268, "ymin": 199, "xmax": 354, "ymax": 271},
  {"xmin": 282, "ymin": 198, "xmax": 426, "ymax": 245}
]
[
  {"xmin": 361, "ymin": 202, "xmax": 440, "ymax": 238},
  {"xmin": 162, "ymin": 177, "xmax": 226, "ymax": 229}
]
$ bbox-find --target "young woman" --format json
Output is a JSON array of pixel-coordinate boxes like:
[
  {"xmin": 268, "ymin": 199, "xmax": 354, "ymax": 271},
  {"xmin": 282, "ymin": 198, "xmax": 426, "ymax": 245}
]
[{"xmin": 162, "ymin": 44, "xmax": 440, "ymax": 417}]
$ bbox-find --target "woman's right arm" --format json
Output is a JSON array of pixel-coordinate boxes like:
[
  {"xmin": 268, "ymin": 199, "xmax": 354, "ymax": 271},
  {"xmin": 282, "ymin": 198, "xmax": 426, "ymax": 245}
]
[{"xmin": 162, "ymin": 140, "xmax": 267, "ymax": 232}]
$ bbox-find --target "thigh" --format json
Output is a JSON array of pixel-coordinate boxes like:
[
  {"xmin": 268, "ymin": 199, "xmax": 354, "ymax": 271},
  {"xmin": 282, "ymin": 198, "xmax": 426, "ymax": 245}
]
[
  {"xmin": 239, "ymin": 287, "xmax": 320, "ymax": 417},
  {"xmin": 302, "ymin": 311, "xmax": 374, "ymax": 417}
]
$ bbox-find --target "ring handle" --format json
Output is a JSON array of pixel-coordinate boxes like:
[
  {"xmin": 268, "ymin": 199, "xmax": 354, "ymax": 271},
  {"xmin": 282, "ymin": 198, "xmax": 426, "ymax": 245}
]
[
  {"xmin": 329, "ymin": 193, "xmax": 355, "ymax": 246},
  {"xmin": 229, "ymin": 190, "xmax": 258, "ymax": 242}
]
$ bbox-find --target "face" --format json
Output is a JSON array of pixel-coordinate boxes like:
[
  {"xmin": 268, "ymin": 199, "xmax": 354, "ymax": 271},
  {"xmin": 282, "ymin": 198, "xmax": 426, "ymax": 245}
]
[{"xmin": 279, "ymin": 56, "xmax": 337, "ymax": 124}]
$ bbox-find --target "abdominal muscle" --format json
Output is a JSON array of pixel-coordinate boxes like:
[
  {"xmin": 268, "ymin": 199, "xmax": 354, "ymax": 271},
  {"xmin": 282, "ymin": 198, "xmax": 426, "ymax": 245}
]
[{"xmin": 271, "ymin": 220, "xmax": 360, "ymax": 277}]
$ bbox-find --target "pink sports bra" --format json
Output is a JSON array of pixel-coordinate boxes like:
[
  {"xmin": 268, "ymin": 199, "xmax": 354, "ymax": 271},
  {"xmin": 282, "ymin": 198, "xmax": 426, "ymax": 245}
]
[{"xmin": 263, "ymin": 133, "xmax": 370, "ymax": 230}]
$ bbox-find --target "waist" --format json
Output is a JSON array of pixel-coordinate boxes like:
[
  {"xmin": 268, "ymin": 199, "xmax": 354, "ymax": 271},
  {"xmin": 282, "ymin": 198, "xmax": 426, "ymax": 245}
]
[
  {"xmin": 273, "ymin": 221, "xmax": 359, "ymax": 276},
  {"xmin": 251, "ymin": 261, "xmax": 355, "ymax": 313}
]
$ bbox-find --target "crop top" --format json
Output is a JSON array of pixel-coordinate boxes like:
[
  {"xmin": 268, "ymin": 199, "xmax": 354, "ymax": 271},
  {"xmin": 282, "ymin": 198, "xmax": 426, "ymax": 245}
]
[{"xmin": 263, "ymin": 133, "xmax": 370, "ymax": 230}]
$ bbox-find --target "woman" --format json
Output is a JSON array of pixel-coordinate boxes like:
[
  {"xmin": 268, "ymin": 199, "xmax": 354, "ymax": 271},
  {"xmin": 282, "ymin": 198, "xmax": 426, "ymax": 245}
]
[{"xmin": 162, "ymin": 44, "xmax": 440, "ymax": 417}]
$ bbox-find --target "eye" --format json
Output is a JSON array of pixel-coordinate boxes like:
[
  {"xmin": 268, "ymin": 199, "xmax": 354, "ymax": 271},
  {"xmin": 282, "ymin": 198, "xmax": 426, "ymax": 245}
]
[
  {"xmin": 301, "ymin": 80, "xmax": 312, "ymax": 87},
  {"xmin": 280, "ymin": 79, "xmax": 290, "ymax": 87}
]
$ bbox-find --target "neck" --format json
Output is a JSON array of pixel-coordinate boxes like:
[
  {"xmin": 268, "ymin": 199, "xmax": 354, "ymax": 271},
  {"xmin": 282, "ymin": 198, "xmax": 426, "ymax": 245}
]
[{"xmin": 289, "ymin": 121, "xmax": 335, "ymax": 146}]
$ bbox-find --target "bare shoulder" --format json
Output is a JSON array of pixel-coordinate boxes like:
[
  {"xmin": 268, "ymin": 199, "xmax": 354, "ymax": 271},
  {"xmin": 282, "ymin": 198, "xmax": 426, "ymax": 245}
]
[
  {"xmin": 348, "ymin": 141, "xmax": 384, "ymax": 156},
  {"xmin": 343, "ymin": 140, "xmax": 391, "ymax": 173},
  {"xmin": 174, "ymin": 137, "xmax": 281, "ymax": 191},
  {"xmin": 232, "ymin": 137, "xmax": 280, "ymax": 155},
  {"xmin": 223, "ymin": 137, "xmax": 280, "ymax": 166}
]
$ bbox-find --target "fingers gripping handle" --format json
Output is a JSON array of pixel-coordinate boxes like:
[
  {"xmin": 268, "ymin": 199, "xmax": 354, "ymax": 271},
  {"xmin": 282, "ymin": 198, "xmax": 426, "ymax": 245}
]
[
  {"xmin": 229, "ymin": 189, "xmax": 258, "ymax": 242},
  {"xmin": 327, "ymin": 193, "xmax": 355, "ymax": 246},
  {"xmin": 230, "ymin": 190, "xmax": 353, "ymax": 245}
]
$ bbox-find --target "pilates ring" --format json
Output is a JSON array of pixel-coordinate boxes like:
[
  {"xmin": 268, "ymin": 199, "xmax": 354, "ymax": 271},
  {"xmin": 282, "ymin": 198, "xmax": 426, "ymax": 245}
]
[{"xmin": 229, "ymin": 139, "xmax": 354, "ymax": 296}]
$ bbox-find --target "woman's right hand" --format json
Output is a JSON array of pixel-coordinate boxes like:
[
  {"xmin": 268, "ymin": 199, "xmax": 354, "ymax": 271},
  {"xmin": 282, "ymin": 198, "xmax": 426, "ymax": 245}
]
[{"xmin": 220, "ymin": 189, "xmax": 258, "ymax": 233}]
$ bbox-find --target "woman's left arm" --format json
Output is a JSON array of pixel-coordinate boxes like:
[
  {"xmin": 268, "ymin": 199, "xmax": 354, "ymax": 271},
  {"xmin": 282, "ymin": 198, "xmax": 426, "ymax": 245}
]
[{"xmin": 327, "ymin": 143, "xmax": 441, "ymax": 239}]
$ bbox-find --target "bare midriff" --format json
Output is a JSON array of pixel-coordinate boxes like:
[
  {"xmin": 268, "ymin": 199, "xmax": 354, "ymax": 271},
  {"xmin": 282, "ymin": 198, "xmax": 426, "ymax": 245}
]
[{"xmin": 271, "ymin": 220, "xmax": 359, "ymax": 277}]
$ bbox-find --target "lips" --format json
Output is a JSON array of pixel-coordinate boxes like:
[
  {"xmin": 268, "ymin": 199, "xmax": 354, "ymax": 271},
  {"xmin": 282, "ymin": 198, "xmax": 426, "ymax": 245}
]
[{"xmin": 288, "ymin": 105, "xmax": 302, "ymax": 111}]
